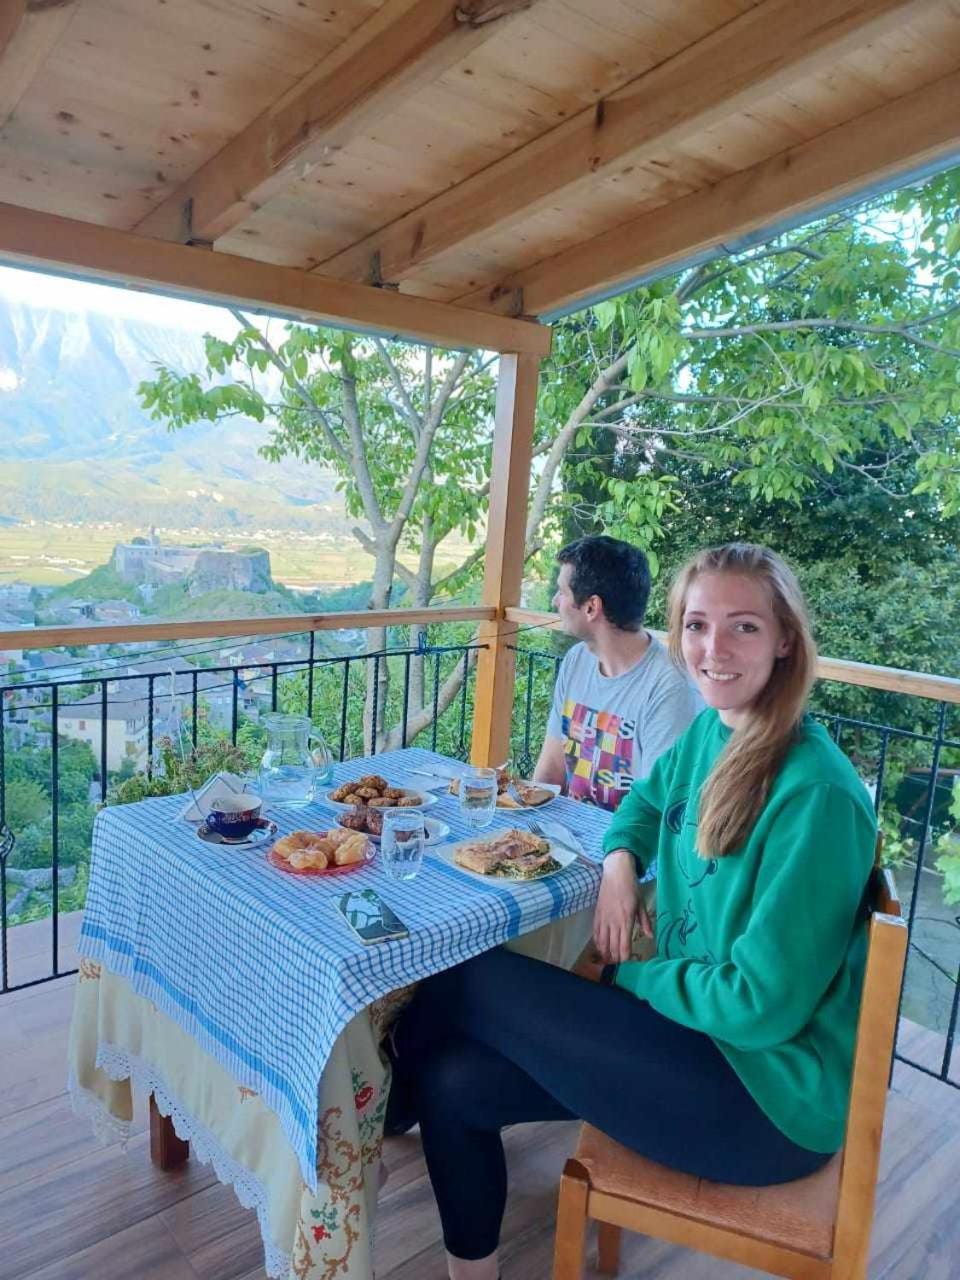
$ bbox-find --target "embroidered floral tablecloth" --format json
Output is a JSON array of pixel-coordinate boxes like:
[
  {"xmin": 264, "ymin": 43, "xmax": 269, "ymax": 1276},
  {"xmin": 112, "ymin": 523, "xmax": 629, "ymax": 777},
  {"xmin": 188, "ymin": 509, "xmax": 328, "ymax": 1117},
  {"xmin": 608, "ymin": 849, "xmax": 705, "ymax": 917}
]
[{"xmin": 68, "ymin": 914, "xmax": 594, "ymax": 1279}]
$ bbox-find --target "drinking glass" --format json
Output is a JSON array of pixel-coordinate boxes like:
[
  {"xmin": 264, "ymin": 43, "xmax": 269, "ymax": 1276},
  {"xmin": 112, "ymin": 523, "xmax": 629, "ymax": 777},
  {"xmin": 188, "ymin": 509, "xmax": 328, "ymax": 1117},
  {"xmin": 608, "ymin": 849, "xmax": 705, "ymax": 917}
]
[
  {"xmin": 380, "ymin": 809, "xmax": 426, "ymax": 882},
  {"xmin": 459, "ymin": 766, "xmax": 499, "ymax": 831}
]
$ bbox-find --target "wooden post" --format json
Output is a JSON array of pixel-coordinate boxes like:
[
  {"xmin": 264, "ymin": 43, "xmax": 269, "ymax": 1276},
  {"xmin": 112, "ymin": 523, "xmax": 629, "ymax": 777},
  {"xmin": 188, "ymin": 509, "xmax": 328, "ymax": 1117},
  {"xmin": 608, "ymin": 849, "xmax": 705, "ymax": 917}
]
[
  {"xmin": 470, "ymin": 351, "xmax": 541, "ymax": 767},
  {"xmin": 149, "ymin": 1094, "xmax": 190, "ymax": 1171}
]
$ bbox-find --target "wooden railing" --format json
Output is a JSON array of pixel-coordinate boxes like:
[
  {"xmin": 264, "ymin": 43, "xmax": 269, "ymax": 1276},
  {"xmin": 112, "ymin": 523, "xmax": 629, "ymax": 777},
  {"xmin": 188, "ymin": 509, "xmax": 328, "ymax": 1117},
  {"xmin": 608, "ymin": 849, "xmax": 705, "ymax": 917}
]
[
  {"xmin": 503, "ymin": 607, "xmax": 960, "ymax": 705},
  {"xmin": 0, "ymin": 605, "xmax": 496, "ymax": 653}
]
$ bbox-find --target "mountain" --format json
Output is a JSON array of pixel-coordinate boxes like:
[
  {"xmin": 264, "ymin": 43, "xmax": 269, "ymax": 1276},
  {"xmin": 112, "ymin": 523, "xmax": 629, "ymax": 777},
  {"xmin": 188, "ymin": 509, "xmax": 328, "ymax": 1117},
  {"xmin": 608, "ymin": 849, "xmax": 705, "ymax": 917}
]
[{"xmin": 0, "ymin": 299, "xmax": 350, "ymax": 533}]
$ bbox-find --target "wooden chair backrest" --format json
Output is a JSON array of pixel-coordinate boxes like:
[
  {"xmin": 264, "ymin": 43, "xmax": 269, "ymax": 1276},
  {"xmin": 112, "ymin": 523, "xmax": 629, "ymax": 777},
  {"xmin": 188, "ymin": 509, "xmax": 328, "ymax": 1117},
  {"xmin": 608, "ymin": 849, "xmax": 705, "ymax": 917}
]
[{"xmin": 830, "ymin": 851, "xmax": 907, "ymax": 1273}]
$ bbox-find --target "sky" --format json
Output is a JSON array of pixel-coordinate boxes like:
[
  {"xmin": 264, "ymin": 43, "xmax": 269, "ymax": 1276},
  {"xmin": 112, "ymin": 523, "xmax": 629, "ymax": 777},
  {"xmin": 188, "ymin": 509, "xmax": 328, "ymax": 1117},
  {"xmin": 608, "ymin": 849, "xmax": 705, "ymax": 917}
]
[{"xmin": 0, "ymin": 263, "xmax": 239, "ymax": 335}]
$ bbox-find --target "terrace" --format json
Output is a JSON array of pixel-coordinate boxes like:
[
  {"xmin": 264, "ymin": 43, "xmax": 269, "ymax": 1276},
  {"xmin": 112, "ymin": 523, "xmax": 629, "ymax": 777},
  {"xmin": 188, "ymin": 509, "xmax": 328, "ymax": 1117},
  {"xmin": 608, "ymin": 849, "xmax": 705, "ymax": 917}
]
[{"xmin": 1, "ymin": 1, "xmax": 959, "ymax": 1277}]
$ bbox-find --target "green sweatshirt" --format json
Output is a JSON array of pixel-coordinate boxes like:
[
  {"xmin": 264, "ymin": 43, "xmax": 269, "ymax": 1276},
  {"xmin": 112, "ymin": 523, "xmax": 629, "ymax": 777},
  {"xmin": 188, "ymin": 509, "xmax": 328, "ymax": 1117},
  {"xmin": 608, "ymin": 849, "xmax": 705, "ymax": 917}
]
[{"xmin": 602, "ymin": 709, "xmax": 876, "ymax": 1153}]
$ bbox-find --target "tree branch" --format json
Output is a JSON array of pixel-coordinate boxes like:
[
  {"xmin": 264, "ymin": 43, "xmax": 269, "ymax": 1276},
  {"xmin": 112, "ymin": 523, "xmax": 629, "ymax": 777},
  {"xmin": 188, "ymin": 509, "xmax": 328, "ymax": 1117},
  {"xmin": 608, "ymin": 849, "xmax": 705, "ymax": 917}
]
[
  {"xmin": 381, "ymin": 648, "xmax": 479, "ymax": 753},
  {"xmin": 683, "ymin": 317, "xmax": 960, "ymax": 358},
  {"xmin": 228, "ymin": 308, "xmax": 350, "ymax": 466},
  {"xmin": 526, "ymin": 349, "xmax": 630, "ymax": 548},
  {"xmin": 340, "ymin": 362, "xmax": 387, "ymax": 536},
  {"xmin": 431, "ymin": 544, "xmax": 486, "ymax": 597},
  {"xmin": 373, "ymin": 337, "xmax": 421, "ymax": 435},
  {"xmin": 388, "ymin": 350, "xmax": 472, "ymax": 545}
]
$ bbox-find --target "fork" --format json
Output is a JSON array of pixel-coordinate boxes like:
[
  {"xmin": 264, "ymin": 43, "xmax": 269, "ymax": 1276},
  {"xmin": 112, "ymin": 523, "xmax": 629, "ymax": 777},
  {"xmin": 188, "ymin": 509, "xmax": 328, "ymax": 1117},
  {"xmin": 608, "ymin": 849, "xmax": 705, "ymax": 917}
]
[
  {"xmin": 506, "ymin": 779, "xmax": 527, "ymax": 808},
  {"xmin": 526, "ymin": 816, "xmax": 593, "ymax": 866}
]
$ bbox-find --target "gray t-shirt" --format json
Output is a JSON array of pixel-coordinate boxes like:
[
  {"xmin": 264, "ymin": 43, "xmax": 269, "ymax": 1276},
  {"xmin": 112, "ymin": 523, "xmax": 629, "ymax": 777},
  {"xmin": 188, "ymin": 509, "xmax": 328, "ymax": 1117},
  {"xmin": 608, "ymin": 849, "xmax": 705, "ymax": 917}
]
[{"xmin": 546, "ymin": 635, "xmax": 702, "ymax": 812}]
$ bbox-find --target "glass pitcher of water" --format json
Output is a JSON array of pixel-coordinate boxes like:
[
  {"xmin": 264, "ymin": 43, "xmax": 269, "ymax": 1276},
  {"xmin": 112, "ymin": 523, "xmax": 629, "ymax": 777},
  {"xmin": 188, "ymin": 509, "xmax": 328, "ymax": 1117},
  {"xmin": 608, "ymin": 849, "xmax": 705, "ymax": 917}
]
[{"xmin": 258, "ymin": 713, "xmax": 332, "ymax": 808}]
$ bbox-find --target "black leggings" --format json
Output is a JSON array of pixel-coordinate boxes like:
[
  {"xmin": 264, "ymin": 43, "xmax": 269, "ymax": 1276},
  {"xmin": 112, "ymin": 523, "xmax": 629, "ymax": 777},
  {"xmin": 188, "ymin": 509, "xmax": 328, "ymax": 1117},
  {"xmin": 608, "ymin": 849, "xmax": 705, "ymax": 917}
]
[{"xmin": 389, "ymin": 947, "xmax": 832, "ymax": 1261}]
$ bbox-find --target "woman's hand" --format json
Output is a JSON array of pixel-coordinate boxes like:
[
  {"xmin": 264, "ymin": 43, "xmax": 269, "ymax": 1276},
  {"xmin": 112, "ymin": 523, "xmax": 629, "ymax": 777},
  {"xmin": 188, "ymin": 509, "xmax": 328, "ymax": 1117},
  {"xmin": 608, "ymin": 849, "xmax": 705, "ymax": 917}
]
[{"xmin": 593, "ymin": 849, "xmax": 648, "ymax": 963}]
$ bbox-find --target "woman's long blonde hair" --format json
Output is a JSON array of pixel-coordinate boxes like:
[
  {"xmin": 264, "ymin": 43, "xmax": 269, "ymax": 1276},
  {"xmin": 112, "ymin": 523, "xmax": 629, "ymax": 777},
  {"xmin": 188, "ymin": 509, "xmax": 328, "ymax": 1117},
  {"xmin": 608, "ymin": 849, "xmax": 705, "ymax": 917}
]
[{"xmin": 667, "ymin": 544, "xmax": 817, "ymax": 857}]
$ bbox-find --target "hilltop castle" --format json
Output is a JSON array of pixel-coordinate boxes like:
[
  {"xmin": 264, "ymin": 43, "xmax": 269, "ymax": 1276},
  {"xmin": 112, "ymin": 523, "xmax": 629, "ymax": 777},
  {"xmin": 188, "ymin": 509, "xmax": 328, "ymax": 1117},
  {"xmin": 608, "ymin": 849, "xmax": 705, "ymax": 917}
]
[{"xmin": 113, "ymin": 530, "xmax": 272, "ymax": 595}]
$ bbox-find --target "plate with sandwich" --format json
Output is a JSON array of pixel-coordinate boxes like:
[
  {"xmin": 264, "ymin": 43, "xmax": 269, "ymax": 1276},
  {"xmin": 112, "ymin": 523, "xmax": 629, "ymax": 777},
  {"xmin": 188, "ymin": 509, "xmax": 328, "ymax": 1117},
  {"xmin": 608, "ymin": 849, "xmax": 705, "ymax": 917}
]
[
  {"xmin": 445, "ymin": 769, "xmax": 560, "ymax": 810},
  {"xmin": 435, "ymin": 827, "xmax": 576, "ymax": 882}
]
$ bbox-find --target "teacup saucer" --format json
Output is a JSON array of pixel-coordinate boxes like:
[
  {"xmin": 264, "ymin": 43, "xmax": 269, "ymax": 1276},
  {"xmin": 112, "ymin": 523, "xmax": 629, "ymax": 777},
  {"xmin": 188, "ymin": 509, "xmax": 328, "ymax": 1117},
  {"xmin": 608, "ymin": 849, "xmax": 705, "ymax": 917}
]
[{"xmin": 197, "ymin": 817, "xmax": 277, "ymax": 849}]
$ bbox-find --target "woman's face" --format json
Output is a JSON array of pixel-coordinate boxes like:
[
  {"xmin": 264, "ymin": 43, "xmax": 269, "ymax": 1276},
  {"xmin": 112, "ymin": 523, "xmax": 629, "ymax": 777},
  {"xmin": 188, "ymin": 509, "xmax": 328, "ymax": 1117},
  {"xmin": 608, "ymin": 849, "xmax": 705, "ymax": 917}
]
[{"xmin": 680, "ymin": 571, "xmax": 792, "ymax": 730}]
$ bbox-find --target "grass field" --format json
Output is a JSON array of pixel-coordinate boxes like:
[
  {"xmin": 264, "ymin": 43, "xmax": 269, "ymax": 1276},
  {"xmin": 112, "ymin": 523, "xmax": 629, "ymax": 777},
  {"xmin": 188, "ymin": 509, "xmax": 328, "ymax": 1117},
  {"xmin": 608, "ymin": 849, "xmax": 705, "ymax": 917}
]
[{"xmin": 0, "ymin": 524, "xmax": 473, "ymax": 591}]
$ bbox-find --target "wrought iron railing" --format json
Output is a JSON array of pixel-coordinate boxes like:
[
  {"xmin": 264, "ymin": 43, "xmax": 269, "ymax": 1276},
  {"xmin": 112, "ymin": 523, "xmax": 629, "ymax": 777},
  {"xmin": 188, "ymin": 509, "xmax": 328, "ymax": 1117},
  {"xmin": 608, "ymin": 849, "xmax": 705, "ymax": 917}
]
[
  {"xmin": 0, "ymin": 631, "xmax": 482, "ymax": 993},
  {"xmin": 508, "ymin": 643, "xmax": 960, "ymax": 1091},
  {"xmin": 2, "ymin": 611, "xmax": 959, "ymax": 1095}
]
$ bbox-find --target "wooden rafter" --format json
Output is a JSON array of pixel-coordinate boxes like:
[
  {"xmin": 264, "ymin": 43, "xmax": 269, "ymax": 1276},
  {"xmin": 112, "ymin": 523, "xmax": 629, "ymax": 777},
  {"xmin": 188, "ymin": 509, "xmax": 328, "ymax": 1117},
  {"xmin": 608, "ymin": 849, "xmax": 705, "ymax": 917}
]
[
  {"xmin": 314, "ymin": 0, "xmax": 930, "ymax": 287},
  {"xmin": 0, "ymin": 2, "xmax": 26, "ymax": 60},
  {"xmin": 0, "ymin": 202, "xmax": 550, "ymax": 354},
  {"xmin": 460, "ymin": 66, "xmax": 960, "ymax": 318},
  {"xmin": 134, "ymin": 0, "xmax": 541, "ymax": 247},
  {"xmin": 0, "ymin": 0, "xmax": 75, "ymax": 130}
]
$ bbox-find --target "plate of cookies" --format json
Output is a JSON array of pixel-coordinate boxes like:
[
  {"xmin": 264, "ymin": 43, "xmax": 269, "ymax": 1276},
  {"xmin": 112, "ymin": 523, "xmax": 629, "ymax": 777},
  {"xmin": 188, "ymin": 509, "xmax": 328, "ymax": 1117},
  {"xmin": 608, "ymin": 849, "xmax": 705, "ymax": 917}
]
[
  {"xmin": 335, "ymin": 806, "xmax": 450, "ymax": 847},
  {"xmin": 268, "ymin": 828, "xmax": 375, "ymax": 876},
  {"xmin": 320, "ymin": 773, "xmax": 438, "ymax": 812}
]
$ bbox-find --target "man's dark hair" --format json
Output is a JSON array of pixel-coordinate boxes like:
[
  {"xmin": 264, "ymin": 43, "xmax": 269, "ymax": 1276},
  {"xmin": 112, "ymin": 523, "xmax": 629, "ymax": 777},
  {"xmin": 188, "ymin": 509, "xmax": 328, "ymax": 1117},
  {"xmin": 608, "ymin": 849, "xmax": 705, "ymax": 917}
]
[{"xmin": 556, "ymin": 535, "xmax": 651, "ymax": 632}]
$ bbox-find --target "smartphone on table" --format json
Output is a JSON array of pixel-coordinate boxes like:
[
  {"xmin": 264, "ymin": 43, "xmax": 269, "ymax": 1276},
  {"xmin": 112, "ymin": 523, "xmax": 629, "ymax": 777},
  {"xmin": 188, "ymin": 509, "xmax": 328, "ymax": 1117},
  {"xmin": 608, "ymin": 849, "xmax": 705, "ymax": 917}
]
[{"xmin": 335, "ymin": 889, "xmax": 409, "ymax": 944}]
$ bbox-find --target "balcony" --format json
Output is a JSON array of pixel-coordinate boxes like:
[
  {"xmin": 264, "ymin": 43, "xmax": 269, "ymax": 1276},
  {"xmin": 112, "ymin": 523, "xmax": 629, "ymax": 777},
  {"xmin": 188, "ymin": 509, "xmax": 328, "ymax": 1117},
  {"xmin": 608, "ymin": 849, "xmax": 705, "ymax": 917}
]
[
  {"xmin": 0, "ymin": 606, "xmax": 957, "ymax": 1280},
  {"xmin": 0, "ymin": 606, "xmax": 958, "ymax": 1278}
]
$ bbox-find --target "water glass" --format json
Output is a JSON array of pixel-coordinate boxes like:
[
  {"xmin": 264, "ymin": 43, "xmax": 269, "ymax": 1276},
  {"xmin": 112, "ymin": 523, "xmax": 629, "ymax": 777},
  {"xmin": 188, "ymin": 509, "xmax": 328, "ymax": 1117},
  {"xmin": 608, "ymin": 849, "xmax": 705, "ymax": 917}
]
[
  {"xmin": 380, "ymin": 809, "xmax": 426, "ymax": 882},
  {"xmin": 459, "ymin": 766, "xmax": 499, "ymax": 831}
]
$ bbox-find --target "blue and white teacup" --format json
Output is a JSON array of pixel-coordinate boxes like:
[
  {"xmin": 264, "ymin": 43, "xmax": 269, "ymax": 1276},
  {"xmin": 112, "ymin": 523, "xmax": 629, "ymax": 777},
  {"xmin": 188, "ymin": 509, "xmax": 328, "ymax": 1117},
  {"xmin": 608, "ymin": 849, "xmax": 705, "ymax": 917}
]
[{"xmin": 206, "ymin": 793, "xmax": 263, "ymax": 840}]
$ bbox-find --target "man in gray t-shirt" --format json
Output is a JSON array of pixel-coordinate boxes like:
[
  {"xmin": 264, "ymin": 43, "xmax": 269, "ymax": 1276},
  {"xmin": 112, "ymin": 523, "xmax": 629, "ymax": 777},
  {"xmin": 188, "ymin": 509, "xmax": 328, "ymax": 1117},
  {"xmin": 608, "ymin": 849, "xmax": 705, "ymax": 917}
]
[{"xmin": 534, "ymin": 536, "xmax": 702, "ymax": 812}]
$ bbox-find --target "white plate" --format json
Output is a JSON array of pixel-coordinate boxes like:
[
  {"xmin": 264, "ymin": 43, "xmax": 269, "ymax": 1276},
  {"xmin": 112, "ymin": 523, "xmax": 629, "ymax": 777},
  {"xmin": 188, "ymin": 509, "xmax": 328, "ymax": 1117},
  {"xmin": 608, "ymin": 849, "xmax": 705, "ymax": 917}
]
[
  {"xmin": 429, "ymin": 775, "xmax": 562, "ymax": 810},
  {"xmin": 318, "ymin": 785, "xmax": 439, "ymax": 813},
  {"xmin": 495, "ymin": 781, "xmax": 561, "ymax": 811},
  {"xmin": 335, "ymin": 814, "xmax": 450, "ymax": 847},
  {"xmin": 431, "ymin": 838, "xmax": 577, "ymax": 883}
]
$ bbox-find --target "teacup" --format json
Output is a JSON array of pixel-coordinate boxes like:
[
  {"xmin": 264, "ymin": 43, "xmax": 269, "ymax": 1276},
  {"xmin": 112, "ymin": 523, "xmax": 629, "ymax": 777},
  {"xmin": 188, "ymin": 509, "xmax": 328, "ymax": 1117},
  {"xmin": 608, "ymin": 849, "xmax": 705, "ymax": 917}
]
[{"xmin": 206, "ymin": 793, "xmax": 263, "ymax": 840}]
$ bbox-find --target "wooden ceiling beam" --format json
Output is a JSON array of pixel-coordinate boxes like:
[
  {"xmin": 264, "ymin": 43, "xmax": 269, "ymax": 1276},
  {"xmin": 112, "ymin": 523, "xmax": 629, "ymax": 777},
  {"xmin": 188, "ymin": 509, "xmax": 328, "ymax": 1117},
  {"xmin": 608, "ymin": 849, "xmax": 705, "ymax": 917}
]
[
  {"xmin": 134, "ymin": 0, "xmax": 539, "ymax": 246},
  {"xmin": 0, "ymin": 2, "xmax": 26, "ymax": 60},
  {"xmin": 458, "ymin": 67, "xmax": 960, "ymax": 319},
  {"xmin": 0, "ymin": 203, "xmax": 550, "ymax": 354},
  {"xmin": 0, "ymin": 0, "xmax": 76, "ymax": 131},
  {"xmin": 315, "ymin": 0, "xmax": 929, "ymax": 287}
]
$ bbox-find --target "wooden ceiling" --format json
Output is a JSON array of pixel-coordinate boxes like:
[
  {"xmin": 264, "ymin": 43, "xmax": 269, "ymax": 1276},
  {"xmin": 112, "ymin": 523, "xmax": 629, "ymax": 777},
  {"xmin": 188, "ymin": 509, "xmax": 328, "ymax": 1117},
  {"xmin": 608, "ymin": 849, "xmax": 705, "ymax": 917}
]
[{"xmin": 0, "ymin": 0, "xmax": 958, "ymax": 349}]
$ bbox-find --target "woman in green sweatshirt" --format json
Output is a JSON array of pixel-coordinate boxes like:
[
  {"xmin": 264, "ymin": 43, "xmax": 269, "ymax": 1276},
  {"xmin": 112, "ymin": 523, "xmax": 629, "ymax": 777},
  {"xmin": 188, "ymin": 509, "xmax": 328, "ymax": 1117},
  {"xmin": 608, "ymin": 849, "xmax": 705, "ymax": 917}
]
[{"xmin": 386, "ymin": 543, "xmax": 877, "ymax": 1280}]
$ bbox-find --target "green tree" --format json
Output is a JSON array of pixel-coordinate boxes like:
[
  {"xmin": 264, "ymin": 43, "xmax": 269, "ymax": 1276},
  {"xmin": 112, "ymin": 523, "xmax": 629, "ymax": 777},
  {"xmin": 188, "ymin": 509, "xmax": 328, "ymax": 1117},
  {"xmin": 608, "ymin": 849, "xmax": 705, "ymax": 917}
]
[
  {"xmin": 138, "ymin": 168, "xmax": 960, "ymax": 755},
  {"xmin": 140, "ymin": 322, "xmax": 499, "ymax": 746},
  {"xmin": 4, "ymin": 778, "xmax": 48, "ymax": 830},
  {"xmin": 544, "ymin": 168, "xmax": 960, "ymax": 569}
]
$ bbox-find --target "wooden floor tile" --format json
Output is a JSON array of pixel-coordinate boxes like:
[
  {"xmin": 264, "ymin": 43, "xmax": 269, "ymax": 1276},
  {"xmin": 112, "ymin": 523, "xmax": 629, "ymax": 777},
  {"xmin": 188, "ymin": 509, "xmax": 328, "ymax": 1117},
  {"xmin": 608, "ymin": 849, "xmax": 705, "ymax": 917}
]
[
  {"xmin": 0, "ymin": 1130, "xmax": 215, "ymax": 1277},
  {"xmin": 0, "ymin": 921, "xmax": 958, "ymax": 1280},
  {"xmin": 160, "ymin": 1180, "xmax": 269, "ymax": 1280},
  {"xmin": 19, "ymin": 1213, "xmax": 199, "ymax": 1280}
]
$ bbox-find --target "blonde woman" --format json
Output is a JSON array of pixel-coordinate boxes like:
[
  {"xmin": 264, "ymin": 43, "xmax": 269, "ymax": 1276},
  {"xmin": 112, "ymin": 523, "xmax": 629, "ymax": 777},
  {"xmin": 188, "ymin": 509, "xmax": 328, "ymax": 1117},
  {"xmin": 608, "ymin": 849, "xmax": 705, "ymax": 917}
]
[{"xmin": 385, "ymin": 544, "xmax": 876, "ymax": 1280}]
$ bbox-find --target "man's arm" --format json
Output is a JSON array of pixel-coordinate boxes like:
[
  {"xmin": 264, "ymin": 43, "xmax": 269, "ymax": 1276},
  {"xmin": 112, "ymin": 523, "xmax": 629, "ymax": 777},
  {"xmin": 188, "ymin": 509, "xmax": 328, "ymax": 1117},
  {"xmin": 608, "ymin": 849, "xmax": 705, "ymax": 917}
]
[
  {"xmin": 535, "ymin": 649, "xmax": 571, "ymax": 786},
  {"xmin": 533, "ymin": 735, "xmax": 566, "ymax": 786}
]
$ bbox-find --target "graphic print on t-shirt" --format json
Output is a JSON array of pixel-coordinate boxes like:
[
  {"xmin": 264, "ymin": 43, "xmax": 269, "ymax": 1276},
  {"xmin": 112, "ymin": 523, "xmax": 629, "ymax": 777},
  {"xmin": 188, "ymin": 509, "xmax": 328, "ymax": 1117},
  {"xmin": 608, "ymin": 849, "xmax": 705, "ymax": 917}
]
[{"xmin": 560, "ymin": 698, "xmax": 636, "ymax": 811}]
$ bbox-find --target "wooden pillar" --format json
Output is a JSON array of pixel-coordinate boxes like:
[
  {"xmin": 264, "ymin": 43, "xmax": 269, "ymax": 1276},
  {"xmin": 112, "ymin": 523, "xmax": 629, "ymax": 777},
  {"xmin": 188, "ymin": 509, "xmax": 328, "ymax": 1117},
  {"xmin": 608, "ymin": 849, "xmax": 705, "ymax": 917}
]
[{"xmin": 471, "ymin": 351, "xmax": 541, "ymax": 767}]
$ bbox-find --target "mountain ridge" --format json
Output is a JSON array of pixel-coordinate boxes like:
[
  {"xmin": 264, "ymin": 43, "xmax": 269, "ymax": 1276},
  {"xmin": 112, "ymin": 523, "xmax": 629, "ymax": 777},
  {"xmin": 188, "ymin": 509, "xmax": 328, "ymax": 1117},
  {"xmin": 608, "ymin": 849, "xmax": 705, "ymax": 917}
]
[{"xmin": 0, "ymin": 299, "xmax": 350, "ymax": 534}]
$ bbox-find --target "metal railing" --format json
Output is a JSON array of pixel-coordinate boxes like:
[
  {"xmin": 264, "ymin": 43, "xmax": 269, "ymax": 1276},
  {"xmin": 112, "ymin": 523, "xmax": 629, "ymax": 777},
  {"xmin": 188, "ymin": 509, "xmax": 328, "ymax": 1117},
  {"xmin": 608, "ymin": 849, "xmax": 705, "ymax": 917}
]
[
  {"xmin": 509, "ymin": 642, "xmax": 960, "ymax": 1090},
  {"xmin": 2, "ymin": 605, "xmax": 959, "ymax": 1094},
  {"xmin": 0, "ymin": 628, "xmax": 483, "ymax": 993}
]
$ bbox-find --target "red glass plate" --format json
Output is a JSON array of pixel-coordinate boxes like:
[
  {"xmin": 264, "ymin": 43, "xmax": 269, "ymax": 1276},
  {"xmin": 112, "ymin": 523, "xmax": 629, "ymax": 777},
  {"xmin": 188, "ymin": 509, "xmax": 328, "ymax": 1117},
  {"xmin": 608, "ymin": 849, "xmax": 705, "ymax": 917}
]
[{"xmin": 267, "ymin": 843, "xmax": 375, "ymax": 877}]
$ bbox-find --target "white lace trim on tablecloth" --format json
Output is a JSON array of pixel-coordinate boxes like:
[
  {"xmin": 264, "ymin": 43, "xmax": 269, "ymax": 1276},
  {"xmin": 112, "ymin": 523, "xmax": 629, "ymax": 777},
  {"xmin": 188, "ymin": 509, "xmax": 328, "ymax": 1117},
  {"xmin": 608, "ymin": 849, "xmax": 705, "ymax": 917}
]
[
  {"xmin": 67, "ymin": 1070, "xmax": 132, "ymax": 1147},
  {"xmin": 71, "ymin": 1042, "xmax": 291, "ymax": 1279}
]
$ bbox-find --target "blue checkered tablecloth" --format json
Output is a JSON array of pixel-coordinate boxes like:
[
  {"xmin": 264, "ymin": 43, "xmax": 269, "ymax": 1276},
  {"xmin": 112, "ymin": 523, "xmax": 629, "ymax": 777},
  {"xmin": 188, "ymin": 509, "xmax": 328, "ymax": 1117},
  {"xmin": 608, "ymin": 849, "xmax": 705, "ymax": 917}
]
[{"xmin": 78, "ymin": 748, "xmax": 612, "ymax": 1189}]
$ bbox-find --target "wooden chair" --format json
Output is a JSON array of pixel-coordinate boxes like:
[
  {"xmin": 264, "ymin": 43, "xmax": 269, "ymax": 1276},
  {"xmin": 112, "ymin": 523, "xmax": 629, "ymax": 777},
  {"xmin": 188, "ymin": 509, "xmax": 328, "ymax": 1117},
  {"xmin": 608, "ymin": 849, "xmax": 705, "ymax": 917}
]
[{"xmin": 553, "ymin": 863, "xmax": 907, "ymax": 1280}]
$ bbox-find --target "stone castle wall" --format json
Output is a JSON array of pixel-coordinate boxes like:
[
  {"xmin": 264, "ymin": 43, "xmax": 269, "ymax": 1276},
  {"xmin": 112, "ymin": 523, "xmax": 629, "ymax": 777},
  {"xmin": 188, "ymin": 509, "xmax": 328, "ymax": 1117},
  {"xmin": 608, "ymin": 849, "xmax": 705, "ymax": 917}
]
[{"xmin": 113, "ymin": 540, "xmax": 272, "ymax": 593}]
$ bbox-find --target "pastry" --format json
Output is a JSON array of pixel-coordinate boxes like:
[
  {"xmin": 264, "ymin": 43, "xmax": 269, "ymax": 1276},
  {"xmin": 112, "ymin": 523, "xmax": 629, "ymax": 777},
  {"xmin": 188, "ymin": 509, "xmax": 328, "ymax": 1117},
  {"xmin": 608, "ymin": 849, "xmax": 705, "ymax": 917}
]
[
  {"xmin": 453, "ymin": 829, "xmax": 555, "ymax": 878},
  {"xmin": 333, "ymin": 833, "xmax": 369, "ymax": 866}
]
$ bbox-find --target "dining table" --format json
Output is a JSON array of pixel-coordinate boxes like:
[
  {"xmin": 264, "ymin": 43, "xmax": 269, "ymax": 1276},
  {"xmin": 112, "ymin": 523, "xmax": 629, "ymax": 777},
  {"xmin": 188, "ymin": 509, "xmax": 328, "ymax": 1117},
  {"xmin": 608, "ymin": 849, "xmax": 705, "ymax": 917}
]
[{"xmin": 67, "ymin": 747, "xmax": 616, "ymax": 1280}]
